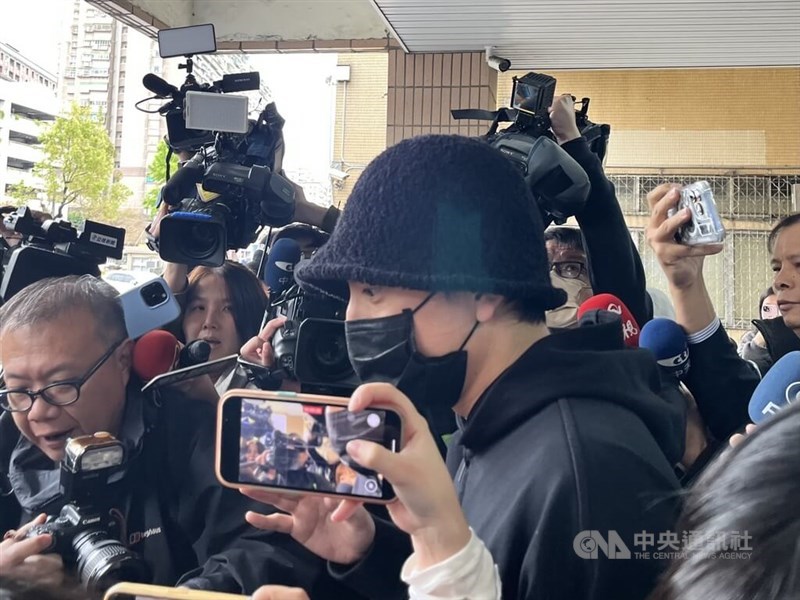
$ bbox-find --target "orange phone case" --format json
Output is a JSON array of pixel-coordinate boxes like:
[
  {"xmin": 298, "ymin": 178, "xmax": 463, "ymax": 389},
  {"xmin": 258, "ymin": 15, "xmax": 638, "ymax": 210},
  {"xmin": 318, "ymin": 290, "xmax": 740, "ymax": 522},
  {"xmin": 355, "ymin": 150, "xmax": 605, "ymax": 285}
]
[
  {"xmin": 104, "ymin": 581, "xmax": 247, "ymax": 599},
  {"xmin": 215, "ymin": 388, "xmax": 400, "ymax": 504}
]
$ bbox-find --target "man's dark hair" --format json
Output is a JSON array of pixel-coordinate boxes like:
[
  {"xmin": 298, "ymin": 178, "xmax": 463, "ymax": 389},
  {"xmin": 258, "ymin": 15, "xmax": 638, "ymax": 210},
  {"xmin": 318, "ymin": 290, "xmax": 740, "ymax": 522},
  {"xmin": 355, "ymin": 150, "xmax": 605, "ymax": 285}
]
[
  {"xmin": 649, "ymin": 401, "xmax": 800, "ymax": 600},
  {"xmin": 505, "ymin": 298, "xmax": 546, "ymax": 324},
  {"xmin": 767, "ymin": 213, "xmax": 800, "ymax": 253},
  {"xmin": 543, "ymin": 226, "xmax": 585, "ymax": 253},
  {"xmin": 185, "ymin": 260, "xmax": 268, "ymax": 346}
]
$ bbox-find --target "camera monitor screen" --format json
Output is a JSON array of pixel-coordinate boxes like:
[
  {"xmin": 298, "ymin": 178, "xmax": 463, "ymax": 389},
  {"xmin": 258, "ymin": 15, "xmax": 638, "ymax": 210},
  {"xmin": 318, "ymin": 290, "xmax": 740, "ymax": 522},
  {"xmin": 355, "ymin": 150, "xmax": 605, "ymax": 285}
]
[
  {"xmin": 158, "ymin": 24, "xmax": 216, "ymax": 59},
  {"xmin": 219, "ymin": 395, "xmax": 401, "ymax": 501}
]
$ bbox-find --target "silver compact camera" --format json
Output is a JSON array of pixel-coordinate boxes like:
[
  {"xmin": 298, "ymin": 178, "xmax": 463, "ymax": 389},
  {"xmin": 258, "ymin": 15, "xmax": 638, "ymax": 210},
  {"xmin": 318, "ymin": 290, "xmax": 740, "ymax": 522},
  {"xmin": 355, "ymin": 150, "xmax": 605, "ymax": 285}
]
[{"xmin": 668, "ymin": 181, "xmax": 726, "ymax": 246}]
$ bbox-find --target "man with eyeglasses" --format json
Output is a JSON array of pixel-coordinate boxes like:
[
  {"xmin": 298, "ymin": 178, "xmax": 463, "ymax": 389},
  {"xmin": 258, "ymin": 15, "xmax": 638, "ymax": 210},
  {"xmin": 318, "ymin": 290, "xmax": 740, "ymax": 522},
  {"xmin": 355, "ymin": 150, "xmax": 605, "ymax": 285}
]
[{"xmin": 0, "ymin": 275, "xmax": 356, "ymax": 597}]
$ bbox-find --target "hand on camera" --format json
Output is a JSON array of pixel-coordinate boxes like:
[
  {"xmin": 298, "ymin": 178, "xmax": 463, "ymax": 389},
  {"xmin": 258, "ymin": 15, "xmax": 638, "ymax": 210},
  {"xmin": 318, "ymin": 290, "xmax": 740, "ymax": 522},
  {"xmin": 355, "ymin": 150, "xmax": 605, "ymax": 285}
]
[
  {"xmin": 548, "ymin": 93, "xmax": 582, "ymax": 145},
  {"xmin": 0, "ymin": 514, "xmax": 64, "ymax": 586},
  {"xmin": 240, "ymin": 317, "xmax": 301, "ymax": 392},
  {"xmin": 645, "ymin": 183, "xmax": 724, "ymax": 291}
]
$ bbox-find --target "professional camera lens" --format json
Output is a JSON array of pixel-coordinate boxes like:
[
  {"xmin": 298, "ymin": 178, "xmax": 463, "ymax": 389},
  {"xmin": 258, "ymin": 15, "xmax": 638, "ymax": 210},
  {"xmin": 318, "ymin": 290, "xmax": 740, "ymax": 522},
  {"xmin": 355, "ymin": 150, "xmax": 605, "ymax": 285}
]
[
  {"xmin": 73, "ymin": 529, "xmax": 150, "ymax": 591},
  {"xmin": 184, "ymin": 222, "xmax": 219, "ymax": 261},
  {"xmin": 307, "ymin": 321, "xmax": 352, "ymax": 380}
]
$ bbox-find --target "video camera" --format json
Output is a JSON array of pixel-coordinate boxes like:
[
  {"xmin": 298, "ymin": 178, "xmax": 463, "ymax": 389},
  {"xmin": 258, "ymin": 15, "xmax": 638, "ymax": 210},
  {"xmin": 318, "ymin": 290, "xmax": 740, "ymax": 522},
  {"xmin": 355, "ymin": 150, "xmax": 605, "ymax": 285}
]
[
  {"xmin": 141, "ymin": 24, "xmax": 295, "ymax": 267},
  {"xmin": 269, "ymin": 279, "xmax": 359, "ymax": 395},
  {"xmin": 452, "ymin": 72, "xmax": 611, "ymax": 225},
  {"xmin": 24, "ymin": 433, "xmax": 149, "ymax": 590},
  {"xmin": 0, "ymin": 206, "xmax": 125, "ymax": 304}
]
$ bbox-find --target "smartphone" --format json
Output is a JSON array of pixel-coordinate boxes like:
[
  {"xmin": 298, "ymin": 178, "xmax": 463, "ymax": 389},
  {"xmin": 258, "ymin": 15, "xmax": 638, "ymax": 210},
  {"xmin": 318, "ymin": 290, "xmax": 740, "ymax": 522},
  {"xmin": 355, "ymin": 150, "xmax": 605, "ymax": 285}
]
[
  {"xmin": 104, "ymin": 581, "xmax": 246, "ymax": 599},
  {"xmin": 216, "ymin": 389, "xmax": 402, "ymax": 502},
  {"xmin": 119, "ymin": 278, "xmax": 181, "ymax": 340},
  {"xmin": 141, "ymin": 354, "xmax": 238, "ymax": 392}
]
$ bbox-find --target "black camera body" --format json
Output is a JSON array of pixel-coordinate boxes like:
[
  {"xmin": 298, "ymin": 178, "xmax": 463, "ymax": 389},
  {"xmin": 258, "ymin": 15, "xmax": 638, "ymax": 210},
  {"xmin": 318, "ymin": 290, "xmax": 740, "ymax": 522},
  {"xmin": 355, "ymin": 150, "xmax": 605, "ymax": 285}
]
[
  {"xmin": 452, "ymin": 71, "xmax": 610, "ymax": 225},
  {"xmin": 24, "ymin": 433, "xmax": 149, "ymax": 590},
  {"xmin": 144, "ymin": 67, "xmax": 295, "ymax": 267},
  {"xmin": 0, "ymin": 207, "xmax": 125, "ymax": 304},
  {"xmin": 269, "ymin": 283, "xmax": 359, "ymax": 395}
]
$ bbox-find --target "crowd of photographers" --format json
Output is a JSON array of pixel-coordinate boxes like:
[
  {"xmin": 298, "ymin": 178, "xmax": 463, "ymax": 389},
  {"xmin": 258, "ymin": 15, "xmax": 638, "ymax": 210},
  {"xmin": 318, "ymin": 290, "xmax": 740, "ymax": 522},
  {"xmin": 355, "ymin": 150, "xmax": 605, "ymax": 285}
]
[{"xmin": 1, "ymin": 85, "xmax": 799, "ymax": 600}]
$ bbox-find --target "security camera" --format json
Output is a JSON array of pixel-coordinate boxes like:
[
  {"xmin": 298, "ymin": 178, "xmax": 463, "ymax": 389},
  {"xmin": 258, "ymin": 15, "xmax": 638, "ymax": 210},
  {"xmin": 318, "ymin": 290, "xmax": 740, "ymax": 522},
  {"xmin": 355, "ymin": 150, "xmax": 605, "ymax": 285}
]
[
  {"xmin": 329, "ymin": 168, "xmax": 349, "ymax": 182},
  {"xmin": 485, "ymin": 46, "xmax": 511, "ymax": 72}
]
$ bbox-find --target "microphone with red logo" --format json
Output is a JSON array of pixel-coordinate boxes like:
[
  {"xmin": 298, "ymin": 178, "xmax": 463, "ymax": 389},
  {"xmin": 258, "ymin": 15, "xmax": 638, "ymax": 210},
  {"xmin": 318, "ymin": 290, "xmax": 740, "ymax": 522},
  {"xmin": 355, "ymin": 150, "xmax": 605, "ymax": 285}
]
[
  {"xmin": 132, "ymin": 330, "xmax": 211, "ymax": 382},
  {"xmin": 577, "ymin": 293, "xmax": 641, "ymax": 348}
]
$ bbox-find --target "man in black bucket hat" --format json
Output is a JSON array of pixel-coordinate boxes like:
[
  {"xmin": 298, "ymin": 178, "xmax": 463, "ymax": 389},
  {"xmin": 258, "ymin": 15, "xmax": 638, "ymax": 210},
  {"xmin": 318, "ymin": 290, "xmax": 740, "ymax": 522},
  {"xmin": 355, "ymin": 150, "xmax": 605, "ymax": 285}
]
[{"xmin": 244, "ymin": 134, "xmax": 682, "ymax": 600}]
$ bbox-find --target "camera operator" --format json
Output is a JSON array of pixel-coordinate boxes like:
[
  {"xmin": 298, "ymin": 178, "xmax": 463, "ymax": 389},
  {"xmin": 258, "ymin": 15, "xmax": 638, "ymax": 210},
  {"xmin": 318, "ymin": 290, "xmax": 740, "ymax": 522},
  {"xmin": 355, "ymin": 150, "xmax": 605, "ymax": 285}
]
[
  {"xmin": 0, "ymin": 275, "xmax": 357, "ymax": 597},
  {"xmin": 544, "ymin": 95, "xmax": 652, "ymax": 329},
  {"xmin": 242, "ymin": 135, "xmax": 683, "ymax": 600}
]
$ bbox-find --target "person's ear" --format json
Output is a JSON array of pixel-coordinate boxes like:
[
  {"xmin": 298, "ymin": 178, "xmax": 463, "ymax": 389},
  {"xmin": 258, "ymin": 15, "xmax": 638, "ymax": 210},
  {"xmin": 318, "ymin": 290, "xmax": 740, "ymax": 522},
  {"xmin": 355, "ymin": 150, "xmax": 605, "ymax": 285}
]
[
  {"xmin": 116, "ymin": 338, "xmax": 135, "ymax": 387},
  {"xmin": 474, "ymin": 293, "xmax": 504, "ymax": 323}
]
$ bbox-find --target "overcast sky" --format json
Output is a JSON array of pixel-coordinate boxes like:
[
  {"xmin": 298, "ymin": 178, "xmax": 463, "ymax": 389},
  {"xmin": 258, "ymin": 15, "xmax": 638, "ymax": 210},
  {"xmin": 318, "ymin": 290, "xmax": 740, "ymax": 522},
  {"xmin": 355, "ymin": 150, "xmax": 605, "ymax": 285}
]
[{"xmin": 0, "ymin": 0, "xmax": 67, "ymax": 74}]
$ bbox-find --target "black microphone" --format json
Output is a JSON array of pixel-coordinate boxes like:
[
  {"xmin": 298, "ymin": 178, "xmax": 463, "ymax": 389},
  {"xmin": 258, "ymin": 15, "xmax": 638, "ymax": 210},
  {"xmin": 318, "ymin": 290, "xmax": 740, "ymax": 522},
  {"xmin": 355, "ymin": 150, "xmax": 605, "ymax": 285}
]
[
  {"xmin": 177, "ymin": 340, "xmax": 211, "ymax": 369},
  {"xmin": 143, "ymin": 73, "xmax": 178, "ymax": 98}
]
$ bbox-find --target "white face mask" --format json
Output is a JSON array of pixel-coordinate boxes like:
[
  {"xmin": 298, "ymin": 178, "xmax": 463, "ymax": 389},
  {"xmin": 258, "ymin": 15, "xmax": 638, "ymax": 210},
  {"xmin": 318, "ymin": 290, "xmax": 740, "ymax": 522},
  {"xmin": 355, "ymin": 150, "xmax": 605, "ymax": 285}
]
[{"xmin": 545, "ymin": 272, "xmax": 593, "ymax": 329}]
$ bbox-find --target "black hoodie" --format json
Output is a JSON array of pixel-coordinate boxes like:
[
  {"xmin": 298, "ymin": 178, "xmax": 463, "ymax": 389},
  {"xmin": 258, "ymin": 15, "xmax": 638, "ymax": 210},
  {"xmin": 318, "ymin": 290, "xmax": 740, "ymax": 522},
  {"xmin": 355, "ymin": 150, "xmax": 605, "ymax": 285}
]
[{"xmin": 331, "ymin": 321, "xmax": 684, "ymax": 600}]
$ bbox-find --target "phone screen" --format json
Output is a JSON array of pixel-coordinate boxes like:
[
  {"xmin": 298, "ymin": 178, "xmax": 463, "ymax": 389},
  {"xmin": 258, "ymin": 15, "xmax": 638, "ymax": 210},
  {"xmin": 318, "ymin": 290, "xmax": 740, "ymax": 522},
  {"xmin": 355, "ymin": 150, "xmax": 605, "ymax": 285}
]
[
  {"xmin": 219, "ymin": 394, "xmax": 401, "ymax": 501},
  {"xmin": 141, "ymin": 355, "xmax": 238, "ymax": 392}
]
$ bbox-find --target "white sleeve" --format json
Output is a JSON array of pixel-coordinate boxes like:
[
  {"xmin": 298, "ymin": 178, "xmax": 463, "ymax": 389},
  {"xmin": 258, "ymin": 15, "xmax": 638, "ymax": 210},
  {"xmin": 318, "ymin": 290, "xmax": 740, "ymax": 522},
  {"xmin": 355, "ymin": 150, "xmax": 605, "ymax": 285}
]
[{"xmin": 401, "ymin": 529, "xmax": 502, "ymax": 600}]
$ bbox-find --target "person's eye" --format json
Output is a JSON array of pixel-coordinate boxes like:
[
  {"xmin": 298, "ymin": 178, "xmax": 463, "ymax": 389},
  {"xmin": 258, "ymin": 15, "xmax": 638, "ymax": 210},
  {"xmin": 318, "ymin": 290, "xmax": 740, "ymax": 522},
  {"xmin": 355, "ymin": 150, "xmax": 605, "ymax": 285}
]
[{"xmin": 362, "ymin": 287, "xmax": 376, "ymax": 297}]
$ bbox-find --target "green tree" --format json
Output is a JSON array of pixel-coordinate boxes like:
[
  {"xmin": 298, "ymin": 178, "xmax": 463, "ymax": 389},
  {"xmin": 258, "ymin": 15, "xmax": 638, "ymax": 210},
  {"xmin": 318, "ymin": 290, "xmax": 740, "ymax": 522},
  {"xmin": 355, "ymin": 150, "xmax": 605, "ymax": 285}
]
[
  {"xmin": 5, "ymin": 183, "xmax": 39, "ymax": 207},
  {"xmin": 143, "ymin": 139, "xmax": 179, "ymax": 217},
  {"xmin": 34, "ymin": 103, "xmax": 125, "ymax": 219}
]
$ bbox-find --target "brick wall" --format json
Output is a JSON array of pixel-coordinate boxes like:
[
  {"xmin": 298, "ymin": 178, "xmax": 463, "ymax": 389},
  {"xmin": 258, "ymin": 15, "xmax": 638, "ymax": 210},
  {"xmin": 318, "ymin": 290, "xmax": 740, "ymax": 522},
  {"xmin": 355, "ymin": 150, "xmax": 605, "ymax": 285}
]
[
  {"xmin": 386, "ymin": 49, "xmax": 499, "ymax": 146},
  {"xmin": 331, "ymin": 52, "xmax": 389, "ymax": 208},
  {"xmin": 497, "ymin": 68, "xmax": 800, "ymax": 169}
]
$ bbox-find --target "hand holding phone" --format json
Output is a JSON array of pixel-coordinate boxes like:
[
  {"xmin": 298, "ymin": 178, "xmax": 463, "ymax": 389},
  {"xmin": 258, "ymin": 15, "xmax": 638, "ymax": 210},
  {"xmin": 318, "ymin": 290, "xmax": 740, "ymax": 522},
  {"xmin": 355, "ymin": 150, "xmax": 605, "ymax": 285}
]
[
  {"xmin": 237, "ymin": 383, "xmax": 472, "ymax": 572},
  {"xmin": 216, "ymin": 390, "xmax": 401, "ymax": 502}
]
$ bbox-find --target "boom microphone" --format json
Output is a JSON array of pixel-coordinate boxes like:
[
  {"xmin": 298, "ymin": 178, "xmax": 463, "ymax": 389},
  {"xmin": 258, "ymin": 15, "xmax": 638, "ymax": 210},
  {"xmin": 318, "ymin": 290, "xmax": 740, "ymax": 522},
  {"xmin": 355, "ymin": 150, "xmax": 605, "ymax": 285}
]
[
  {"xmin": 578, "ymin": 293, "xmax": 640, "ymax": 348},
  {"xmin": 142, "ymin": 73, "xmax": 179, "ymax": 98},
  {"xmin": 265, "ymin": 238, "xmax": 301, "ymax": 301},
  {"xmin": 748, "ymin": 351, "xmax": 800, "ymax": 423},
  {"xmin": 639, "ymin": 318, "xmax": 690, "ymax": 379}
]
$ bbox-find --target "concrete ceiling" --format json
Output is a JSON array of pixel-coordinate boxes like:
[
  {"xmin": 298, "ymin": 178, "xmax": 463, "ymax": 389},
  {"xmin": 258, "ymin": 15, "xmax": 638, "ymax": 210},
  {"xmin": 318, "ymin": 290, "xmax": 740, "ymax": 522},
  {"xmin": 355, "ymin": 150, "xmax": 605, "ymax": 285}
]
[
  {"xmin": 373, "ymin": 0, "xmax": 800, "ymax": 69},
  {"xmin": 90, "ymin": 0, "xmax": 800, "ymax": 68}
]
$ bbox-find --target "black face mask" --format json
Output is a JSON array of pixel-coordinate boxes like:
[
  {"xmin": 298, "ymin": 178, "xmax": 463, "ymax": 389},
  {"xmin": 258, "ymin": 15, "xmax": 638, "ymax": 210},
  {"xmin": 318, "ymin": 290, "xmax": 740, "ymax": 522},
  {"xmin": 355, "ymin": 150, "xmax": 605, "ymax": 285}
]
[{"xmin": 344, "ymin": 293, "xmax": 479, "ymax": 456}]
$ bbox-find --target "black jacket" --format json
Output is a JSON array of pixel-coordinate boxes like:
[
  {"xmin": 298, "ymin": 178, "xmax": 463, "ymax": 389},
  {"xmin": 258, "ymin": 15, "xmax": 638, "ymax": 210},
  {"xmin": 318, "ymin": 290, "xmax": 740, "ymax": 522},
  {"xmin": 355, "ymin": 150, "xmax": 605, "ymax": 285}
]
[
  {"xmin": 751, "ymin": 316, "xmax": 800, "ymax": 376},
  {"xmin": 0, "ymin": 382, "xmax": 354, "ymax": 598},
  {"xmin": 682, "ymin": 322, "xmax": 761, "ymax": 441},
  {"xmin": 332, "ymin": 321, "xmax": 683, "ymax": 600},
  {"xmin": 566, "ymin": 138, "xmax": 652, "ymax": 328}
]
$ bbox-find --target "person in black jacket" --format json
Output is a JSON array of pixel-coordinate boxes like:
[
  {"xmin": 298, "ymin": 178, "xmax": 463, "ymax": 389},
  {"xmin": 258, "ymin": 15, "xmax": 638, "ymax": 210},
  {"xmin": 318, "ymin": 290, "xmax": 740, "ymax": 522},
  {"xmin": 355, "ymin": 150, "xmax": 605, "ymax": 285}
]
[
  {"xmin": 544, "ymin": 95, "xmax": 653, "ymax": 330},
  {"xmin": 245, "ymin": 134, "xmax": 683, "ymax": 600},
  {"xmin": 644, "ymin": 183, "xmax": 760, "ymax": 442},
  {"xmin": 0, "ymin": 275, "xmax": 351, "ymax": 598}
]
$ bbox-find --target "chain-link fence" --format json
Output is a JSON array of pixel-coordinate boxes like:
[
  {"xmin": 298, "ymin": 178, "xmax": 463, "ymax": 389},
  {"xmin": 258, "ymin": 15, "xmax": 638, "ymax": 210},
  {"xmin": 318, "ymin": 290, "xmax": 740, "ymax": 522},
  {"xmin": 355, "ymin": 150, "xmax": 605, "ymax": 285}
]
[{"xmin": 613, "ymin": 173, "xmax": 800, "ymax": 331}]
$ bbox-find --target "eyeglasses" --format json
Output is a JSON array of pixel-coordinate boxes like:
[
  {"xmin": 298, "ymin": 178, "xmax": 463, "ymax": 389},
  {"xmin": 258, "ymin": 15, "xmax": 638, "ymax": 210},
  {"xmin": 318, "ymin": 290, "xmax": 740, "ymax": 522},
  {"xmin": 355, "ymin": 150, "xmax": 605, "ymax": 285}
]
[
  {"xmin": 550, "ymin": 261, "xmax": 587, "ymax": 280},
  {"xmin": 0, "ymin": 339, "xmax": 126, "ymax": 413}
]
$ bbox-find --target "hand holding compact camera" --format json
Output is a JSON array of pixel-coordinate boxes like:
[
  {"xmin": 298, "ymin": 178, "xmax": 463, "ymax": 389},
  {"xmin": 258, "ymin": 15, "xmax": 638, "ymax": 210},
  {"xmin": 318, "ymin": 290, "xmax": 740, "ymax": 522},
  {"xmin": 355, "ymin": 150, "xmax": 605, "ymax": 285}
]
[{"xmin": 645, "ymin": 182, "xmax": 725, "ymax": 293}]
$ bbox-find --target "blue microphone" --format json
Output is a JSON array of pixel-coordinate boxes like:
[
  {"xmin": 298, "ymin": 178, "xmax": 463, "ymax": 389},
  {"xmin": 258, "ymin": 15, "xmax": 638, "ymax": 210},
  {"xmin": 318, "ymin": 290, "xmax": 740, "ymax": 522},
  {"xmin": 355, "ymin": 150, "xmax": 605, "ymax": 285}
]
[
  {"xmin": 639, "ymin": 318, "xmax": 690, "ymax": 379},
  {"xmin": 748, "ymin": 351, "xmax": 800, "ymax": 423},
  {"xmin": 264, "ymin": 238, "xmax": 301, "ymax": 301}
]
